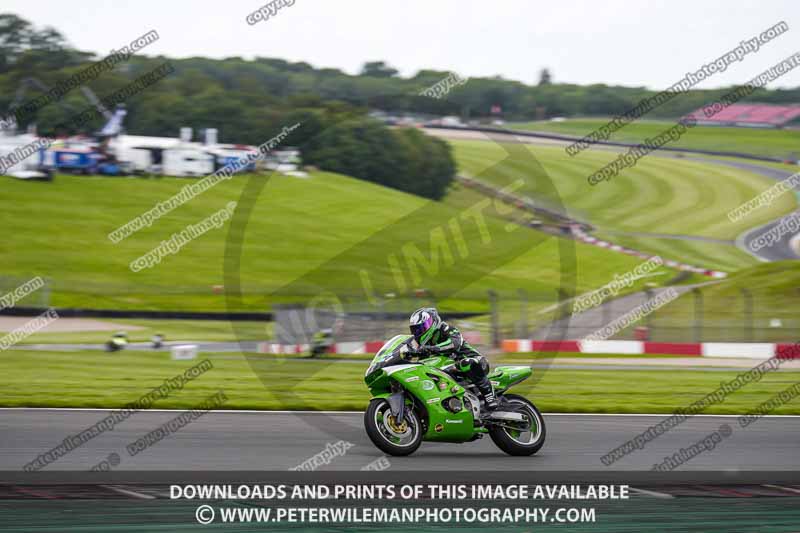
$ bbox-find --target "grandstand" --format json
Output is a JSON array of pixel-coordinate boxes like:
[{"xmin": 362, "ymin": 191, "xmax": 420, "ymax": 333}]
[{"xmin": 686, "ymin": 103, "xmax": 800, "ymax": 128}]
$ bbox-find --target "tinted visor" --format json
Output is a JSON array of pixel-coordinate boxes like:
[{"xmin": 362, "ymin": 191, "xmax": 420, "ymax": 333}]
[{"xmin": 410, "ymin": 315, "xmax": 435, "ymax": 342}]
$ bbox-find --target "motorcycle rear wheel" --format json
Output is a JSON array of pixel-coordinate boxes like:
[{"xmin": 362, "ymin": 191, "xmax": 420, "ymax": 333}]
[{"xmin": 488, "ymin": 394, "xmax": 546, "ymax": 456}]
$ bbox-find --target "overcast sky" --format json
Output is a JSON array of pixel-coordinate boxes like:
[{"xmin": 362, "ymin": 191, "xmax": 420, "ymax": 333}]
[{"xmin": 5, "ymin": 0, "xmax": 800, "ymax": 90}]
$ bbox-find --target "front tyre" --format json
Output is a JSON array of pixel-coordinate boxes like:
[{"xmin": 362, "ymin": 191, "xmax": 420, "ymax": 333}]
[
  {"xmin": 489, "ymin": 394, "xmax": 546, "ymax": 456},
  {"xmin": 364, "ymin": 399, "xmax": 423, "ymax": 456}
]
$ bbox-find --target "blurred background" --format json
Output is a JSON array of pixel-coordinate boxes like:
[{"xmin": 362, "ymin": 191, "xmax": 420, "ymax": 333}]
[{"xmin": 0, "ymin": 0, "xmax": 799, "ymax": 412}]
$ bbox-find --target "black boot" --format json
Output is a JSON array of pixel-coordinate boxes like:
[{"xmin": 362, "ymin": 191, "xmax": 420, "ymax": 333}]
[{"xmin": 477, "ymin": 380, "xmax": 499, "ymax": 411}]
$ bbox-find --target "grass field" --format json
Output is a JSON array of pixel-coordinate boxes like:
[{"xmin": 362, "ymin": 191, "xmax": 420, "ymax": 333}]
[
  {"xmin": 450, "ymin": 139, "xmax": 796, "ymax": 271},
  {"xmin": 508, "ymin": 118, "xmax": 800, "ymax": 161},
  {"xmin": 3, "ymin": 350, "xmax": 800, "ymax": 414},
  {"xmin": 0, "ymin": 170, "xmax": 671, "ymax": 313}
]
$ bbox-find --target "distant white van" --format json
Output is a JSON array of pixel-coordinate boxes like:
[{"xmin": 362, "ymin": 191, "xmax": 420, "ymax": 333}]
[
  {"xmin": 162, "ymin": 147, "xmax": 214, "ymax": 177},
  {"xmin": 0, "ymin": 133, "xmax": 46, "ymax": 174}
]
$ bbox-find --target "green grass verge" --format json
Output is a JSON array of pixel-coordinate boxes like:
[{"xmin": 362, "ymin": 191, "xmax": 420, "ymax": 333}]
[
  {"xmin": 4, "ymin": 350, "xmax": 800, "ymax": 414},
  {"xmin": 508, "ymin": 118, "xmax": 800, "ymax": 161}
]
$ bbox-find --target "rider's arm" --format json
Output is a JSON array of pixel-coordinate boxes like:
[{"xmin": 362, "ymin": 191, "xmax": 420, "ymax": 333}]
[{"xmin": 424, "ymin": 323, "xmax": 464, "ymax": 355}]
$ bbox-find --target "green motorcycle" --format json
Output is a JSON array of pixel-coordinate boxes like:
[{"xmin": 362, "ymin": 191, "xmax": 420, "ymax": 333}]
[{"xmin": 364, "ymin": 334, "xmax": 546, "ymax": 456}]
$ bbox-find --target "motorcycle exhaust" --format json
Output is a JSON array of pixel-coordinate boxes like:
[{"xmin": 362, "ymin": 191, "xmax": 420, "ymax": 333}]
[{"xmin": 487, "ymin": 411, "xmax": 525, "ymax": 422}]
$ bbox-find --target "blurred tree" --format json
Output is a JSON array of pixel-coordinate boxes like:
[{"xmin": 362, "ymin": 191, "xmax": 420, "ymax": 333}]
[
  {"xmin": 360, "ymin": 61, "xmax": 399, "ymax": 78},
  {"xmin": 0, "ymin": 14, "xmax": 79, "ymax": 75},
  {"xmin": 538, "ymin": 68, "xmax": 552, "ymax": 86},
  {"xmin": 2, "ymin": 12, "xmax": 798, "ymax": 199},
  {"xmin": 304, "ymin": 118, "xmax": 455, "ymax": 200}
]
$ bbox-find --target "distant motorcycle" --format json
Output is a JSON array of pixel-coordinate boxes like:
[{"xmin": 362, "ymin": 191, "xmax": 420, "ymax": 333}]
[
  {"xmin": 151, "ymin": 334, "xmax": 164, "ymax": 349},
  {"xmin": 105, "ymin": 332, "xmax": 128, "ymax": 352},
  {"xmin": 363, "ymin": 334, "xmax": 546, "ymax": 456},
  {"xmin": 308, "ymin": 328, "xmax": 333, "ymax": 358}
]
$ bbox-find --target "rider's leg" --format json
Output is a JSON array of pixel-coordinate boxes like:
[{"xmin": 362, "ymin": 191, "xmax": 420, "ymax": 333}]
[{"xmin": 458, "ymin": 356, "xmax": 498, "ymax": 410}]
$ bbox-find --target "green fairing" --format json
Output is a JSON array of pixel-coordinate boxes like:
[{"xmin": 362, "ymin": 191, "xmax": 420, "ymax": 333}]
[
  {"xmin": 383, "ymin": 363, "xmax": 473, "ymax": 441},
  {"xmin": 488, "ymin": 365, "xmax": 533, "ymax": 392}
]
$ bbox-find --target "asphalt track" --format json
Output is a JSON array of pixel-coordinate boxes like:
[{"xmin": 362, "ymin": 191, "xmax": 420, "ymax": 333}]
[
  {"xmin": 737, "ymin": 211, "xmax": 800, "ymax": 262},
  {"xmin": 3, "ymin": 409, "xmax": 799, "ymax": 473},
  {"xmin": 693, "ymin": 157, "xmax": 800, "ymax": 262}
]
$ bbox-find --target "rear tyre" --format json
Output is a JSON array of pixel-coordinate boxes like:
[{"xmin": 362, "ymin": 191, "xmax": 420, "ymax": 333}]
[
  {"xmin": 364, "ymin": 399, "xmax": 423, "ymax": 456},
  {"xmin": 488, "ymin": 393, "xmax": 546, "ymax": 456}
]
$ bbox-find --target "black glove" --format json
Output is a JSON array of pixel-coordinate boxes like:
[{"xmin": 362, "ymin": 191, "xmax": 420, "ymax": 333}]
[
  {"xmin": 453, "ymin": 355, "xmax": 475, "ymax": 371},
  {"xmin": 418, "ymin": 345, "xmax": 435, "ymax": 356},
  {"xmin": 404, "ymin": 347, "xmax": 423, "ymax": 359}
]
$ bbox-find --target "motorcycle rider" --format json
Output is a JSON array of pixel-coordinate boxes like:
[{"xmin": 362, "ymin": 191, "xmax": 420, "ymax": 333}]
[
  {"xmin": 408, "ymin": 307, "xmax": 498, "ymax": 411},
  {"xmin": 309, "ymin": 327, "xmax": 334, "ymax": 357}
]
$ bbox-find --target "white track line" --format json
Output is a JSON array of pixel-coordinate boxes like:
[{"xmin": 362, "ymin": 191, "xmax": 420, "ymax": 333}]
[
  {"xmin": 1, "ymin": 407, "xmax": 800, "ymax": 417},
  {"xmin": 628, "ymin": 487, "xmax": 675, "ymax": 499},
  {"xmin": 100, "ymin": 485, "xmax": 155, "ymax": 500},
  {"xmin": 762, "ymin": 484, "xmax": 800, "ymax": 495}
]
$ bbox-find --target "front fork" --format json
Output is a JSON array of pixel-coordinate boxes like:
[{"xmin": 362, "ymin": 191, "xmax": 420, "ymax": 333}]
[{"xmin": 386, "ymin": 391, "xmax": 406, "ymax": 424}]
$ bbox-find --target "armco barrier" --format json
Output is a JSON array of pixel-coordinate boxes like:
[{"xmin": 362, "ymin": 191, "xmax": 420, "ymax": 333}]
[
  {"xmin": 256, "ymin": 339, "xmax": 800, "ymax": 359},
  {"xmin": 502, "ymin": 339, "xmax": 800, "ymax": 359},
  {"xmin": 258, "ymin": 341, "xmax": 391, "ymax": 355}
]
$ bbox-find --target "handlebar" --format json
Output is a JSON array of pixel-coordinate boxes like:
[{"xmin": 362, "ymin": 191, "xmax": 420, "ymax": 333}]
[
  {"xmin": 404, "ymin": 347, "xmax": 435, "ymax": 359},
  {"xmin": 405, "ymin": 347, "xmax": 448, "ymax": 359}
]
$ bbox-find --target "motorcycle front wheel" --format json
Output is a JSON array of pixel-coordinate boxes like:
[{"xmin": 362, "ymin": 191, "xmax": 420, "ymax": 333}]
[{"xmin": 364, "ymin": 399, "xmax": 423, "ymax": 456}]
